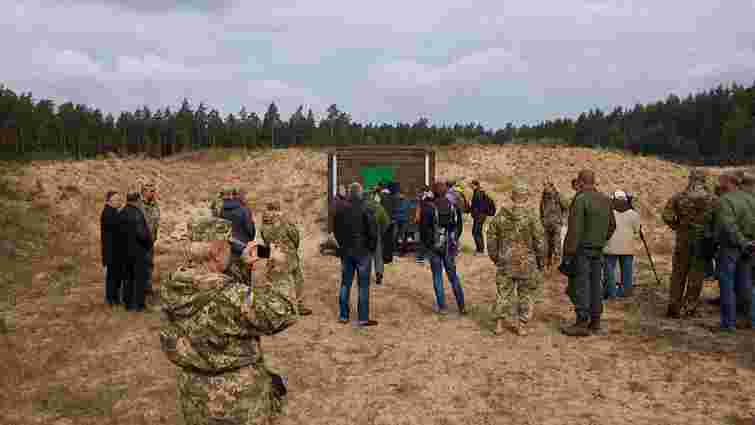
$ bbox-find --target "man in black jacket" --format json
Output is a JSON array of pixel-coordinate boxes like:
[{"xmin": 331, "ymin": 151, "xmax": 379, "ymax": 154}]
[
  {"xmin": 119, "ymin": 191, "xmax": 154, "ymax": 312},
  {"xmin": 220, "ymin": 186, "xmax": 256, "ymax": 258},
  {"xmin": 334, "ymin": 182, "xmax": 379, "ymax": 327},
  {"xmin": 100, "ymin": 191, "xmax": 123, "ymax": 306}
]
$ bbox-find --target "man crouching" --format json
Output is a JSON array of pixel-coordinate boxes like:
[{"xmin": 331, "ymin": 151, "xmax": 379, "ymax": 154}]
[{"xmin": 160, "ymin": 210, "xmax": 299, "ymax": 425}]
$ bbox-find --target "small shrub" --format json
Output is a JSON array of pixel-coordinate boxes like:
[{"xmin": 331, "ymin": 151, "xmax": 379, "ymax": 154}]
[{"xmin": 33, "ymin": 383, "xmax": 128, "ymax": 419}]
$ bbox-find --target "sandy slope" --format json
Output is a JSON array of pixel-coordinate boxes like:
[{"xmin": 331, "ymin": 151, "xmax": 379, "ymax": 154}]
[{"xmin": 2, "ymin": 145, "xmax": 754, "ymax": 425}]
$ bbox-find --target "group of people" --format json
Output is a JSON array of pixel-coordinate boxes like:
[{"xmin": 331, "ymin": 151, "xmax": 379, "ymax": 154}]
[
  {"xmin": 135, "ymin": 166, "xmax": 755, "ymax": 425},
  {"xmin": 99, "ymin": 182, "xmax": 160, "ymax": 312},
  {"xmin": 663, "ymin": 169, "xmax": 755, "ymax": 332}
]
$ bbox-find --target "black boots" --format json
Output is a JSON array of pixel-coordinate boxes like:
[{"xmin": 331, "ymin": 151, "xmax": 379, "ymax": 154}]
[{"xmin": 561, "ymin": 319, "xmax": 591, "ymax": 337}]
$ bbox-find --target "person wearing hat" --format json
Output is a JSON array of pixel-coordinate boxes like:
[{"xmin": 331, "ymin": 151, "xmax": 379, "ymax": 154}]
[
  {"xmin": 540, "ymin": 179, "xmax": 569, "ymax": 272},
  {"xmin": 160, "ymin": 211, "xmax": 299, "ymax": 425},
  {"xmin": 260, "ymin": 199, "xmax": 313, "ymax": 315},
  {"xmin": 662, "ymin": 168, "xmax": 719, "ymax": 319},
  {"xmin": 119, "ymin": 188, "xmax": 153, "ymax": 312},
  {"xmin": 602, "ymin": 190, "xmax": 641, "ymax": 299},
  {"xmin": 486, "ymin": 180, "xmax": 545, "ymax": 336},
  {"xmin": 562, "ymin": 170, "xmax": 615, "ymax": 336},
  {"xmin": 140, "ymin": 181, "xmax": 160, "ymax": 297},
  {"xmin": 715, "ymin": 172, "xmax": 755, "ymax": 331},
  {"xmin": 220, "ymin": 185, "xmax": 256, "ymax": 260}
]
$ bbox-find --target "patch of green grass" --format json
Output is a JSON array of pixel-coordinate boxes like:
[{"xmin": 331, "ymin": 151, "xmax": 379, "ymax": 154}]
[
  {"xmin": 48, "ymin": 257, "xmax": 80, "ymax": 300},
  {"xmin": 33, "ymin": 382, "xmax": 128, "ymax": 419},
  {"xmin": 622, "ymin": 301, "xmax": 643, "ymax": 335},
  {"xmin": 466, "ymin": 304, "xmax": 497, "ymax": 335},
  {"xmin": 0, "ymin": 167, "xmax": 50, "ymax": 333},
  {"xmin": 721, "ymin": 415, "xmax": 753, "ymax": 425}
]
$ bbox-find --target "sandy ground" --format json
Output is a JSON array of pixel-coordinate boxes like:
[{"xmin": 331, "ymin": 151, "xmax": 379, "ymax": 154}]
[{"xmin": 1, "ymin": 145, "xmax": 754, "ymax": 425}]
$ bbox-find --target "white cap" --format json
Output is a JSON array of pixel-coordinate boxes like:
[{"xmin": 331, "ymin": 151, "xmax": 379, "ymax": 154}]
[{"xmin": 613, "ymin": 190, "xmax": 627, "ymax": 200}]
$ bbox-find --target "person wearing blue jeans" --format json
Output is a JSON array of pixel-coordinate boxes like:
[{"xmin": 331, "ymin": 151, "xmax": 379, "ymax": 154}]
[
  {"xmin": 718, "ymin": 251, "xmax": 752, "ymax": 330},
  {"xmin": 334, "ymin": 182, "xmax": 379, "ymax": 327},
  {"xmin": 428, "ymin": 239, "xmax": 465, "ymax": 314},
  {"xmin": 604, "ymin": 255, "xmax": 633, "ymax": 297},
  {"xmin": 602, "ymin": 191, "xmax": 640, "ymax": 298},
  {"xmin": 715, "ymin": 172, "xmax": 755, "ymax": 331},
  {"xmin": 420, "ymin": 182, "xmax": 466, "ymax": 315},
  {"xmin": 338, "ymin": 255, "xmax": 372, "ymax": 323}
]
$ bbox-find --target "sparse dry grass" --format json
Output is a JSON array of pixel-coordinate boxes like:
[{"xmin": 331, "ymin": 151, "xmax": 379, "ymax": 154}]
[{"xmin": 2, "ymin": 145, "xmax": 754, "ymax": 425}]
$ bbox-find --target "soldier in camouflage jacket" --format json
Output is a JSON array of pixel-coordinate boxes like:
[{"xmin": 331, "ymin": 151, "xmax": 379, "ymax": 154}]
[
  {"xmin": 141, "ymin": 182, "xmax": 160, "ymax": 295},
  {"xmin": 160, "ymin": 211, "xmax": 299, "ymax": 425},
  {"xmin": 486, "ymin": 180, "xmax": 545, "ymax": 336},
  {"xmin": 662, "ymin": 168, "xmax": 719, "ymax": 318},
  {"xmin": 260, "ymin": 200, "xmax": 312, "ymax": 316},
  {"xmin": 540, "ymin": 179, "xmax": 569, "ymax": 272}
]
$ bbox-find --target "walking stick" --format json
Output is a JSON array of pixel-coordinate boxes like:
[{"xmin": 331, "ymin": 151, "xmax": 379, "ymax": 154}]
[{"xmin": 638, "ymin": 227, "xmax": 663, "ymax": 286}]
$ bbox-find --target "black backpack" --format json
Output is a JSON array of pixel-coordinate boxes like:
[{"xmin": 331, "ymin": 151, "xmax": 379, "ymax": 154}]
[{"xmin": 431, "ymin": 198, "xmax": 457, "ymax": 252}]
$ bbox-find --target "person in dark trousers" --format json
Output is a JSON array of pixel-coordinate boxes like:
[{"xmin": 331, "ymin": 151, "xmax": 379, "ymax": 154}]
[
  {"xmin": 561, "ymin": 170, "xmax": 616, "ymax": 336},
  {"xmin": 420, "ymin": 182, "xmax": 466, "ymax": 315},
  {"xmin": 101, "ymin": 190, "xmax": 124, "ymax": 306},
  {"xmin": 334, "ymin": 182, "xmax": 379, "ymax": 327},
  {"xmin": 381, "ymin": 182, "xmax": 400, "ymax": 260},
  {"xmin": 470, "ymin": 180, "xmax": 492, "ymax": 255},
  {"xmin": 120, "ymin": 190, "xmax": 154, "ymax": 312},
  {"xmin": 415, "ymin": 186, "xmax": 433, "ymax": 265},
  {"xmin": 220, "ymin": 186, "xmax": 256, "ymax": 258}
]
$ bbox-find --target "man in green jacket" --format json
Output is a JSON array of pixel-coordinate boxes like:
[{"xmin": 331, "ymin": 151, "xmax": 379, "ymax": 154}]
[
  {"xmin": 365, "ymin": 194, "xmax": 390, "ymax": 285},
  {"xmin": 716, "ymin": 172, "xmax": 755, "ymax": 331},
  {"xmin": 561, "ymin": 170, "xmax": 616, "ymax": 336}
]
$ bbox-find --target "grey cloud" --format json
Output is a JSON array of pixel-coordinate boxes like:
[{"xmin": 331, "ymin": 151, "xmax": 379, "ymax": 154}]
[{"xmin": 51, "ymin": 0, "xmax": 238, "ymax": 13}]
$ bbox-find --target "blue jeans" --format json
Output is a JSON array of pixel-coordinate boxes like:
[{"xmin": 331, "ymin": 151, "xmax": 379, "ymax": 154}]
[
  {"xmin": 339, "ymin": 255, "xmax": 372, "ymax": 322},
  {"xmin": 428, "ymin": 250, "xmax": 465, "ymax": 310},
  {"xmin": 717, "ymin": 251, "xmax": 752, "ymax": 329},
  {"xmin": 604, "ymin": 255, "xmax": 634, "ymax": 297}
]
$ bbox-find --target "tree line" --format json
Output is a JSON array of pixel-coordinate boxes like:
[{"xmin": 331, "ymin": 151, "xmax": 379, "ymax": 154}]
[{"xmin": 0, "ymin": 81, "xmax": 753, "ymax": 164}]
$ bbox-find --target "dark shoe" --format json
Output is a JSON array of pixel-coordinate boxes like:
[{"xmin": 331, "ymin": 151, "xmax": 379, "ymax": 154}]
[
  {"xmin": 666, "ymin": 308, "xmax": 681, "ymax": 319},
  {"xmin": 338, "ymin": 317, "xmax": 349, "ymax": 324},
  {"xmin": 458, "ymin": 306, "xmax": 468, "ymax": 316},
  {"xmin": 588, "ymin": 318, "xmax": 607, "ymax": 335},
  {"xmin": 298, "ymin": 305, "xmax": 313, "ymax": 316},
  {"xmin": 717, "ymin": 327, "xmax": 736, "ymax": 334},
  {"xmin": 375, "ymin": 273, "xmax": 383, "ymax": 285},
  {"xmin": 736, "ymin": 320, "xmax": 753, "ymax": 330},
  {"xmin": 433, "ymin": 306, "xmax": 449, "ymax": 316},
  {"xmin": 357, "ymin": 320, "xmax": 378, "ymax": 327},
  {"xmin": 561, "ymin": 320, "xmax": 591, "ymax": 337}
]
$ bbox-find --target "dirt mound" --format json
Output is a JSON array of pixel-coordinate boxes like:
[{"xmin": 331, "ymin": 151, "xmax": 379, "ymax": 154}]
[{"xmin": 2, "ymin": 146, "xmax": 753, "ymax": 425}]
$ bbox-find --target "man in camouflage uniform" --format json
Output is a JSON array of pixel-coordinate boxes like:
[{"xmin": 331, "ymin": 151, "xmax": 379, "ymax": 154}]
[
  {"xmin": 487, "ymin": 180, "xmax": 545, "ymax": 336},
  {"xmin": 210, "ymin": 188, "xmax": 228, "ymax": 217},
  {"xmin": 662, "ymin": 168, "xmax": 719, "ymax": 318},
  {"xmin": 540, "ymin": 179, "xmax": 568, "ymax": 273},
  {"xmin": 260, "ymin": 200, "xmax": 312, "ymax": 316},
  {"xmin": 160, "ymin": 210, "xmax": 299, "ymax": 425},
  {"xmin": 141, "ymin": 181, "xmax": 160, "ymax": 296}
]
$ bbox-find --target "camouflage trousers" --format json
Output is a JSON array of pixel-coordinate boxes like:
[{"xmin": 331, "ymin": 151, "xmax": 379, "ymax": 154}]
[
  {"xmin": 493, "ymin": 270, "xmax": 541, "ymax": 324},
  {"xmin": 669, "ymin": 236, "xmax": 706, "ymax": 315},
  {"xmin": 292, "ymin": 263, "xmax": 304, "ymax": 303},
  {"xmin": 177, "ymin": 363, "xmax": 285, "ymax": 425},
  {"xmin": 543, "ymin": 224, "xmax": 562, "ymax": 264}
]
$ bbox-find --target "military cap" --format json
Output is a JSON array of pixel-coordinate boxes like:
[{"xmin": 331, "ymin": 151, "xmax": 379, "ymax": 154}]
[
  {"xmin": 688, "ymin": 168, "xmax": 707, "ymax": 183},
  {"xmin": 187, "ymin": 210, "xmax": 232, "ymax": 242},
  {"xmin": 511, "ymin": 180, "xmax": 529, "ymax": 201},
  {"xmin": 222, "ymin": 185, "xmax": 235, "ymax": 194},
  {"xmin": 141, "ymin": 181, "xmax": 156, "ymax": 191}
]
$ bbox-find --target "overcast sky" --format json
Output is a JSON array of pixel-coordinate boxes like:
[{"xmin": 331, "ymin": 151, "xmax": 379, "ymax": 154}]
[{"xmin": 3, "ymin": 1, "xmax": 754, "ymax": 128}]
